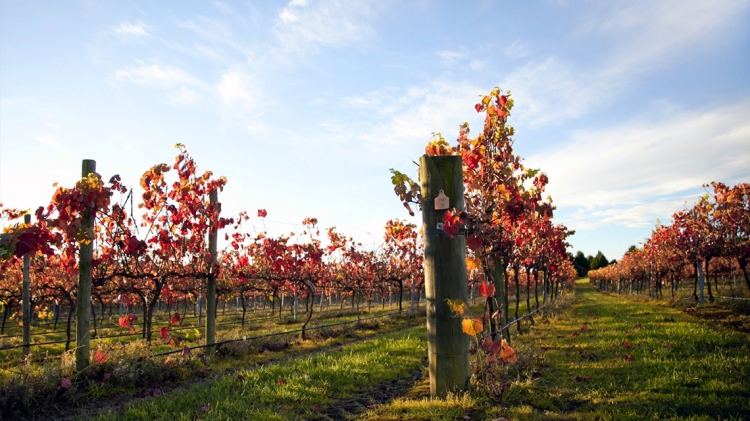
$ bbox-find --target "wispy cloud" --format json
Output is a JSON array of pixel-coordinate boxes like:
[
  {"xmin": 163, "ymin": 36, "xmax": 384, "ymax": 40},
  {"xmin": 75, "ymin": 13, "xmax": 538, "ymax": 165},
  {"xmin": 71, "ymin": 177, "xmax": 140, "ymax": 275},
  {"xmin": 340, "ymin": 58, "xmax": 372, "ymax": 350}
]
[
  {"xmin": 176, "ymin": 16, "xmax": 252, "ymax": 56},
  {"xmin": 503, "ymin": 40, "xmax": 531, "ymax": 58},
  {"xmin": 113, "ymin": 63, "xmax": 205, "ymax": 88},
  {"xmin": 342, "ymin": 80, "xmax": 487, "ymax": 146},
  {"xmin": 273, "ymin": 0, "xmax": 374, "ymax": 52},
  {"xmin": 112, "ymin": 21, "xmax": 149, "ymax": 37},
  {"xmin": 168, "ymin": 86, "xmax": 199, "ymax": 105},
  {"xmin": 435, "ymin": 50, "xmax": 466, "ymax": 66},
  {"xmin": 504, "ymin": 0, "xmax": 749, "ymax": 128},
  {"xmin": 529, "ymin": 100, "xmax": 750, "ymax": 229}
]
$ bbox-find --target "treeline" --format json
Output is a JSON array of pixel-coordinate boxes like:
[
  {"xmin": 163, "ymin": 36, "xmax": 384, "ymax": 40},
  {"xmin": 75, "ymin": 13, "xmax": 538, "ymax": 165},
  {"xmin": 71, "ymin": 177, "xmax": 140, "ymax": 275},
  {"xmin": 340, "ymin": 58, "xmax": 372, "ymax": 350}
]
[{"xmin": 569, "ymin": 250, "xmax": 615, "ymax": 277}]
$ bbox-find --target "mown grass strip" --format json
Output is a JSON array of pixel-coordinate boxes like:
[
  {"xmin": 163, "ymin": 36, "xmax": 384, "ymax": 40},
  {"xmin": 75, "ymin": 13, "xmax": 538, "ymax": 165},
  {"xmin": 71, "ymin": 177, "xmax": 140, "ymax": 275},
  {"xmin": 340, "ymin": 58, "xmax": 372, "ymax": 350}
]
[
  {"xmin": 361, "ymin": 279, "xmax": 750, "ymax": 421},
  {"xmin": 88, "ymin": 326, "xmax": 428, "ymax": 421}
]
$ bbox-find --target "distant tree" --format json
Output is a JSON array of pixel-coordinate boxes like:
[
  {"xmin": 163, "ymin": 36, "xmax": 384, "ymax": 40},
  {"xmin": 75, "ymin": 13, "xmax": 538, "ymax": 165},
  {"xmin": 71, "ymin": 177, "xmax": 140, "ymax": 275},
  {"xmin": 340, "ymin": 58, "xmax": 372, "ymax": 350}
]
[
  {"xmin": 590, "ymin": 250, "xmax": 609, "ymax": 271},
  {"xmin": 627, "ymin": 245, "xmax": 638, "ymax": 254},
  {"xmin": 609, "ymin": 259, "xmax": 618, "ymax": 264},
  {"xmin": 573, "ymin": 251, "xmax": 589, "ymax": 277}
]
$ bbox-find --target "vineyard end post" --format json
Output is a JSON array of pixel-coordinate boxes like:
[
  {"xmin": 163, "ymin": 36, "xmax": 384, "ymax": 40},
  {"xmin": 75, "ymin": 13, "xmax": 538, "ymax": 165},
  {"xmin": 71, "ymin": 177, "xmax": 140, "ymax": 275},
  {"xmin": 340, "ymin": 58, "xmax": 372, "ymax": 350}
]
[
  {"xmin": 76, "ymin": 159, "xmax": 95, "ymax": 372},
  {"xmin": 22, "ymin": 214, "xmax": 31, "ymax": 356},
  {"xmin": 206, "ymin": 189, "xmax": 218, "ymax": 356},
  {"xmin": 420, "ymin": 155, "xmax": 469, "ymax": 398}
]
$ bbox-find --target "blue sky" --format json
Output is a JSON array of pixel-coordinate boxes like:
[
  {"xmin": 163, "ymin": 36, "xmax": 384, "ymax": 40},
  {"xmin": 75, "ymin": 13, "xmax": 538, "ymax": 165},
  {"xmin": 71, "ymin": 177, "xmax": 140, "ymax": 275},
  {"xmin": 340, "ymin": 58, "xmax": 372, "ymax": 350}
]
[{"xmin": 1, "ymin": 0, "xmax": 749, "ymax": 261}]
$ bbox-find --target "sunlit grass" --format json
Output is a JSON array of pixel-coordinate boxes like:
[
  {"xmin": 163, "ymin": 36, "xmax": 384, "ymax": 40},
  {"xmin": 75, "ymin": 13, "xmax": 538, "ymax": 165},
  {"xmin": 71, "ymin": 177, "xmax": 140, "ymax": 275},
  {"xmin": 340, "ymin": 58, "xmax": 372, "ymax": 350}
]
[
  {"xmin": 89, "ymin": 326, "xmax": 429, "ymax": 420},
  {"xmin": 362, "ymin": 279, "xmax": 750, "ymax": 421}
]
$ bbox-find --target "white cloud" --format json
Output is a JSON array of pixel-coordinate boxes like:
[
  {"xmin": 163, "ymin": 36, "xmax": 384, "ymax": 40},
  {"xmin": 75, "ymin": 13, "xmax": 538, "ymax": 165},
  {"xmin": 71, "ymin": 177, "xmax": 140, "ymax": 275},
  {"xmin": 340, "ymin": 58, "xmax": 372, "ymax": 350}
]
[
  {"xmin": 176, "ymin": 17, "xmax": 252, "ymax": 56},
  {"xmin": 112, "ymin": 21, "xmax": 149, "ymax": 37},
  {"xmin": 502, "ymin": 57, "xmax": 613, "ymax": 127},
  {"xmin": 592, "ymin": 0, "xmax": 748, "ymax": 73},
  {"xmin": 33, "ymin": 134, "xmax": 61, "ymax": 148},
  {"xmin": 273, "ymin": 0, "xmax": 374, "ymax": 52},
  {"xmin": 504, "ymin": 0, "xmax": 749, "ymax": 128},
  {"xmin": 113, "ymin": 63, "xmax": 205, "ymax": 88},
  {"xmin": 342, "ymin": 80, "xmax": 487, "ymax": 146},
  {"xmin": 435, "ymin": 50, "xmax": 465, "ymax": 66},
  {"xmin": 503, "ymin": 40, "xmax": 531, "ymax": 58},
  {"xmin": 529, "ymin": 100, "xmax": 750, "ymax": 228},
  {"xmin": 216, "ymin": 68, "xmax": 256, "ymax": 105},
  {"xmin": 168, "ymin": 86, "xmax": 199, "ymax": 105}
]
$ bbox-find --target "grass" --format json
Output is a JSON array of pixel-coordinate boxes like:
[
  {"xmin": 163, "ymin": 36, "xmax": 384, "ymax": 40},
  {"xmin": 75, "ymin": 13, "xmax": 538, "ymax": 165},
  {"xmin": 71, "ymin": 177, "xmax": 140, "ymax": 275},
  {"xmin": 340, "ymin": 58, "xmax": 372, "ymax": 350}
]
[
  {"xmin": 88, "ymin": 326, "xmax": 429, "ymax": 420},
  {"xmin": 0, "ymin": 303, "xmax": 413, "ymax": 364},
  {"xmin": 361, "ymin": 279, "xmax": 750, "ymax": 421},
  {"xmin": 0, "ymin": 311, "xmax": 425, "ymax": 420}
]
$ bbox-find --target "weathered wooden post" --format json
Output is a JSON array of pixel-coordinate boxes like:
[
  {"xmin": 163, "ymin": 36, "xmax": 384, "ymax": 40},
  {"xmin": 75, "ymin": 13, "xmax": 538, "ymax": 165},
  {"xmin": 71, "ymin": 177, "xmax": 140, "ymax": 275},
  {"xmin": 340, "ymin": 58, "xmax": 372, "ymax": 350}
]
[
  {"xmin": 22, "ymin": 214, "xmax": 31, "ymax": 357},
  {"xmin": 420, "ymin": 155, "xmax": 469, "ymax": 398},
  {"xmin": 206, "ymin": 189, "xmax": 218, "ymax": 356},
  {"xmin": 76, "ymin": 159, "xmax": 95, "ymax": 371}
]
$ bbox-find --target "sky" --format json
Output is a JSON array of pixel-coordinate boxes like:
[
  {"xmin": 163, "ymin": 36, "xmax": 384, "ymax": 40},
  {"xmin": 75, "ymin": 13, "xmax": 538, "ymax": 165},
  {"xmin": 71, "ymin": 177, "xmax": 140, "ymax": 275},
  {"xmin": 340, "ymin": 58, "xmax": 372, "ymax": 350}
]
[{"xmin": 1, "ymin": 0, "xmax": 749, "ymax": 262}]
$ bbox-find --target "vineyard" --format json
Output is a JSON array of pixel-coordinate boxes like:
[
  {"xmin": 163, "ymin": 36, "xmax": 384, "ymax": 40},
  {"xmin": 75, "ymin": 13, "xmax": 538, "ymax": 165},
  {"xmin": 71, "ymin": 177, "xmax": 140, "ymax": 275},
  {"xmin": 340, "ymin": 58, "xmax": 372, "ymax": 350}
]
[
  {"xmin": 589, "ymin": 182, "xmax": 750, "ymax": 303},
  {"xmin": 1, "ymin": 89, "xmax": 748, "ymax": 420}
]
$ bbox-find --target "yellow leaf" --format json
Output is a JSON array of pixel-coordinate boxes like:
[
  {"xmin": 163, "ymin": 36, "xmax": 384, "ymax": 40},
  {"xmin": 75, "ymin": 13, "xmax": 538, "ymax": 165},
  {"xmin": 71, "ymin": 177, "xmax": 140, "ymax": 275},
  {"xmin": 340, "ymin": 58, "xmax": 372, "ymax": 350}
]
[
  {"xmin": 465, "ymin": 256, "xmax": 480, "ymax": 272},
  {"xmin": 482, "ymin": 95, "xmax": 491, "ymax": 105},
  {"xmin": 462, "ymin": 317, "xmax": 483, "ymax": 336},
  {"xmin": 446, "ymin": 299, "xmax": 467, "ymax": 317}
]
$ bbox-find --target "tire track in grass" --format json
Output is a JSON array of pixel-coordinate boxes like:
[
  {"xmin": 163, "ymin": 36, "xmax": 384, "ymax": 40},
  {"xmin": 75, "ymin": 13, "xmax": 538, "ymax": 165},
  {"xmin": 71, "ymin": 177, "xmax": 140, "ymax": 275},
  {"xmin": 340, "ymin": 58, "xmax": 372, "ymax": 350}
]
[{"xmin": 88, "ymin": 326, "xmax": 428, "ymax": 421}]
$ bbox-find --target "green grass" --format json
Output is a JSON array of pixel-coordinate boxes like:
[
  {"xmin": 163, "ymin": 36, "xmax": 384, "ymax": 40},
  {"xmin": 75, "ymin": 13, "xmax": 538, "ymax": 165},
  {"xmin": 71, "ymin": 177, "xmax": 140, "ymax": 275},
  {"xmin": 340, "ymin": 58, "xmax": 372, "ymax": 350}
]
[
  {"xmin": 1, "ymin": 312, "xmax": 424, "ymax": 420},
  {"xmin": 362, "ymin": 279, "xmax": 750, "ymax": 421},
  {"xmin": 87, "ymin": 326, "xmax": 429, "ymax": 420}
]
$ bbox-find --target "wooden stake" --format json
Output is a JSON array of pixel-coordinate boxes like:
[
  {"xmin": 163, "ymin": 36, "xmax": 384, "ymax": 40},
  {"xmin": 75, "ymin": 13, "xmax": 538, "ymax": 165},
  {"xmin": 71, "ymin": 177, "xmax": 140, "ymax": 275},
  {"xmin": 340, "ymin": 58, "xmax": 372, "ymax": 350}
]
[
  {"xmin": 206, "ymin": 189, "xmax": 218, "ymax": 356},
  {"xmin": 420, "ymin": 155, "xmax": 469, "ymax": 398},
  {"xmin": 76, "ymin": 159, "xmax": 95, "ymax": 372},
  {"xmin": 22, "ymin": 214, "xmax": 31, "ymax": 357}
]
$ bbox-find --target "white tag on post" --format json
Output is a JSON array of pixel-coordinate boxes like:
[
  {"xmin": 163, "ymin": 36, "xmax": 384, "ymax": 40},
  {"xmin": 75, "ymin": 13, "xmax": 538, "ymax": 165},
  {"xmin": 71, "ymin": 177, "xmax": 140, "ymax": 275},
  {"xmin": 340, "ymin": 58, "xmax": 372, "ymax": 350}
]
[{"xmin": 434, "ymin": 189, "xmax": 450, "ymax": 210}]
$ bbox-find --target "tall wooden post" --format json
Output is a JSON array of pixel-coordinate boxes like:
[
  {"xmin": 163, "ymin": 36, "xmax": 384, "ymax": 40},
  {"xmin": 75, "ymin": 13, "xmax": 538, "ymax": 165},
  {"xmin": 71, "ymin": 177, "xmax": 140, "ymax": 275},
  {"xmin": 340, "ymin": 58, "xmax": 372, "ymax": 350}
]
[
  {"xmin": 420, "ymin": 155, "xmax": 469, "ymax": 398},
  {"xmin": 76, "ymin": 159, "xmax": 95, "ymax": 371},
  {"xmin": 696, "ymin": 259, "xmax": 705, "ymax": 304},
  {"xmin": 206, "ymin": 189, "xmax": 218, "ymax": 356},
  {"xmin": 22, "ymin": 214, "xmax": 31, "ymax": 357}
]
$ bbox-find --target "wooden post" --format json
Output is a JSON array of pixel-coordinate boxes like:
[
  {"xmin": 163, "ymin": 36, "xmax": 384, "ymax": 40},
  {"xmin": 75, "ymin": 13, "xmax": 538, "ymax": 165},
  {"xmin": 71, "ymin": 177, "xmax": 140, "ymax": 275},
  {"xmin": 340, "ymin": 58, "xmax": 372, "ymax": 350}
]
[
  {"xmin": 206, "ymin": 189, "xmax": 218, "ymax": 356},
  {"xmin": 22, "ymin": 214, "xmax": 31, "ymax": 357},
  {"xmin": 420, "ymin": 155, "xmax": 469, "ymax": 398},
  {"xmin": 76, "ymin": 159, "xmax": 95, "ymax": 372},
  {"xmin": 697, "ymin": 259, "xmax": 705, "ymax": 304}
]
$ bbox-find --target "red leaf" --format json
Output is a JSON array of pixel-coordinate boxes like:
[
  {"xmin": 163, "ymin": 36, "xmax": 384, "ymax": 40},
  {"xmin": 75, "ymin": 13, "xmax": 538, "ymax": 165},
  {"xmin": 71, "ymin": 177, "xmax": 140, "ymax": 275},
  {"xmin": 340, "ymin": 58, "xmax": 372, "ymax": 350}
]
[
  {"xmin": 94, "ymin": 350, "xmax": 108, "ymax": 365},
  {"xmin": 257, "ymin": 209, "xmax": 268, "ymax": 218},
  {"xmin": 61, "ymin": 378, "xmax": 72, "ymax": 389},
  {"xmin": 466, "ymin": 234, "xmax": 482, "ymax": 251},
  {"xmin": 181, "ymin": 346, "xmax": 190, "ymax": 357},
  {"xmin": 278, "ymin": 379, "xmax": 285, "ymax": 385},
  {"xmin": 481, "ymin": 336, "xmax": 501, "ymax": 354},
  {"xmin": 160, "ymin": 326, "xmax": 170, "ymax": 340},
  {"xmin": 478, "ymin": 281, "xmax": 496, "ymax": 298},
  {"xmin": 171, "ymin": 312, "xmax": 181, "ymax": 324},
  {"xmin": 624, "ymin": 353, "xmax": 634, "ymax": 362}
]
